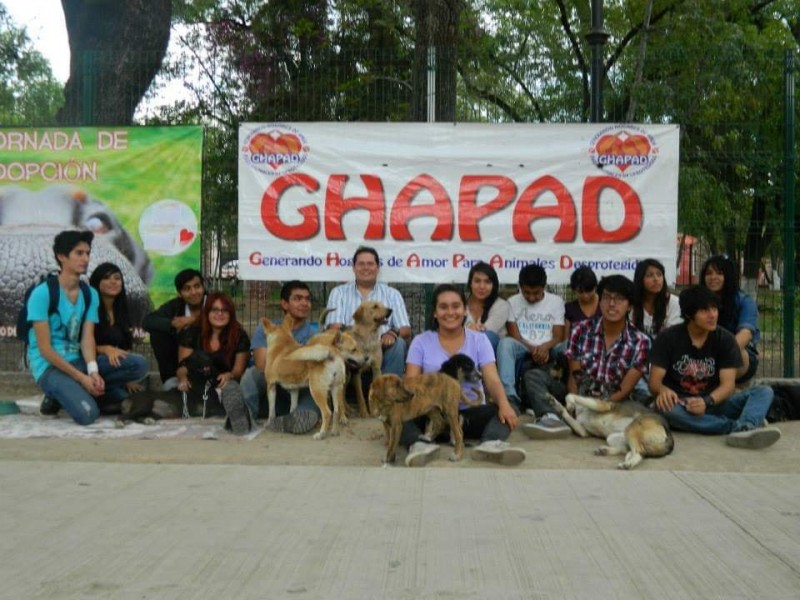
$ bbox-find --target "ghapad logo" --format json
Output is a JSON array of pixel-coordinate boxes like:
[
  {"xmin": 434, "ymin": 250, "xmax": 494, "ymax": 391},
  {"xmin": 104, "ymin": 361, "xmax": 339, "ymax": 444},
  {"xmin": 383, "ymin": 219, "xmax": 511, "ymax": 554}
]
[
  {"xmin": 589, "ymin": 125, "xmax": 658, "ymax": 178},
  {"xmin": 242, "ymin": 124, "xmax": 309, "ymax": 175}
]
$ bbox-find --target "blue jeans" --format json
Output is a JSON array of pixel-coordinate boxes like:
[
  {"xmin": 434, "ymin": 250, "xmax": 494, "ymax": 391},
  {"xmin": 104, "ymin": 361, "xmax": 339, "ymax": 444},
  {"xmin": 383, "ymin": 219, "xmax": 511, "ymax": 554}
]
[
  {"xmin": 97, "ymin": 353, "xmax": 149, "ymax": 402},
  {"xmin": 660, "ymin": 385, "xmax": 774, "ymax": 435},
  {"xmin": 381, "ymin": 337, "xmax": 406, "ymax": 376},
  {"xmin": 38, "ymin": 359, "xmax": 100, "ymax": 425},
  {"xmin": 496, "ymin": 337, "xmax": 530, "ymax": 403},
  {"xmin": 240, "ymin": 365, "xmax": 319, "ymax": 419}
]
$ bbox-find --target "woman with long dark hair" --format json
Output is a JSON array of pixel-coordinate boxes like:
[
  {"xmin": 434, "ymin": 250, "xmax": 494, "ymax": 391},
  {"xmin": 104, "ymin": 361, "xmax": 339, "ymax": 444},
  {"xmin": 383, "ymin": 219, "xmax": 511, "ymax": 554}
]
[
  {"xmin": 401, "ymin": 284, "xmax": 525, "ymax": 467},
  {"xmin": 700, "ymin": 255, "xmax": 760, "ymax": 383},
  {"xmin": 631, "ymin": 259, "xmax": 681, "ymax": 339},
  {"xmin": 464, "ymin": 261, "xmax": 510, "ymax": 352},
  {"xmin": 89, "ymin": 262, "xmax": 149, "ymax": 411},
  {"xmin": 176, "ymin": 292, "xmax": 252, "ymax": 434}
]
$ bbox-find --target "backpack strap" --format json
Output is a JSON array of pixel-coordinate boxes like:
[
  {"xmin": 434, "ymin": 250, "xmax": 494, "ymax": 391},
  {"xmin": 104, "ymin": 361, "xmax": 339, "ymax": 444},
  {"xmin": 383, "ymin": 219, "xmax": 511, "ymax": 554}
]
[{"xmin": 45, "ymin": 275, "xmax": 93, "ymax": 330}]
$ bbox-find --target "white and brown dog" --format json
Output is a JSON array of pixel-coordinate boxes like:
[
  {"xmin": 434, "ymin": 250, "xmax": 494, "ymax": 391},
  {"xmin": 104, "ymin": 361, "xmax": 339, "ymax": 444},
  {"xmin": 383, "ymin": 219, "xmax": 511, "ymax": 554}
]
[
  {"xmin": 262, "ymin": 317, "xmax": 367, "ymax": 440},
  {"xmin": 547, "ymin": 374, "xmax": 674, "ymax": 470}
]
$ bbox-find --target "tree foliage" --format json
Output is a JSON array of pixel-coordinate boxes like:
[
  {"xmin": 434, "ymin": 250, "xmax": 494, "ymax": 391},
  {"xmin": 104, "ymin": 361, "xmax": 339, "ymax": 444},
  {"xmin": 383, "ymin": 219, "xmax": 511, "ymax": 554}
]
[{"xmin": 0, "ymin": 4, "xmax": 63, "ymax": 125}]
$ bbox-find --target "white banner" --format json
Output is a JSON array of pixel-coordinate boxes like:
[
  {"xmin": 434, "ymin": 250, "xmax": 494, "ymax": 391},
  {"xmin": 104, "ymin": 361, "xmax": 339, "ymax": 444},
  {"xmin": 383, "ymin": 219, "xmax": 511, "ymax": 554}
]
[{"xmin": 238, "ymin": 123, "xmax": 679, "ymax": 285}]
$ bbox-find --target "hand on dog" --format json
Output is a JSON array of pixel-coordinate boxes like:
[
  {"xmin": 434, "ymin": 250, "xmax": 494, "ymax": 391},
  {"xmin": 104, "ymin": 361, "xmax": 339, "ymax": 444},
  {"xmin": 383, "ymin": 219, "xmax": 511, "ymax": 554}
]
[{"xmin": 125, "ymin": 381, "xmax": 144, "ymax": 394}]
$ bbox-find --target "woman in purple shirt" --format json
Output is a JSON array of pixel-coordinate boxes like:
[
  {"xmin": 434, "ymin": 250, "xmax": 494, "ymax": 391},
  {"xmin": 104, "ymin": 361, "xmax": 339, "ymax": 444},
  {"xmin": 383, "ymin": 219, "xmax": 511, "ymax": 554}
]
[{"xmin": 400, "ymin": 284, "xmax": 526, "ymax": 467}]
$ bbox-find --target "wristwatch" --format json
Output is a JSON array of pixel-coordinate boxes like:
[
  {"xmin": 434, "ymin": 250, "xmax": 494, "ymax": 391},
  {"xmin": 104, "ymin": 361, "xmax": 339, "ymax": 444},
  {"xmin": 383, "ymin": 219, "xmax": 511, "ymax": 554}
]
[{"xmin": 702, "ymin": 394, "xmax": 715, "ymax": 409}]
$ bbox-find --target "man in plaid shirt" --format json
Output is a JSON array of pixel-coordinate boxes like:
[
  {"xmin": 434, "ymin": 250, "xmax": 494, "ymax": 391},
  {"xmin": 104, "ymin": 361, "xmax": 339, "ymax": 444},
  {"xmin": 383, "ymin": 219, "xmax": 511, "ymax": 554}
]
[{"xmin": 565, "ymin": 274, "xmax": 651, "ymax": 402}]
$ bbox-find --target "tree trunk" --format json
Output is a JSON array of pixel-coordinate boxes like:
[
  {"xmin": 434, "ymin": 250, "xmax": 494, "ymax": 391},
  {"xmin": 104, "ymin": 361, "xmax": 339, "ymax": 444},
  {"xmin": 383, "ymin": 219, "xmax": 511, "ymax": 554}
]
[
  {"xmin": 57, "ymin": 0, "xmax": 172, "ymax": 126},
  {"xmin": 412, "ymin": 0, "xmax": 463, "ymax": 122}
]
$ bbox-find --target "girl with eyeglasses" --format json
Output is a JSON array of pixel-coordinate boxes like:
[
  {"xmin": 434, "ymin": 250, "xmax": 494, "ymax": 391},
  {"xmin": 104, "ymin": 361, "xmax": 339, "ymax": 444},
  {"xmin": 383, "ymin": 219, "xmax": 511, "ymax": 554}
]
[{"xmin": 176, "ymin": 292, "xmax": 252, "ymax": 433}]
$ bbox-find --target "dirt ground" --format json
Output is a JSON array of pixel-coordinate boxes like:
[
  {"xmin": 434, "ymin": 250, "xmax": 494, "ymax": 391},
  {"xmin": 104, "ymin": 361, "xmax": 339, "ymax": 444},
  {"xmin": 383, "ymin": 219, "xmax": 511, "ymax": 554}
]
[{"xmin": 1, "ymin": 377, "xmax": 798, "ymax": 473}]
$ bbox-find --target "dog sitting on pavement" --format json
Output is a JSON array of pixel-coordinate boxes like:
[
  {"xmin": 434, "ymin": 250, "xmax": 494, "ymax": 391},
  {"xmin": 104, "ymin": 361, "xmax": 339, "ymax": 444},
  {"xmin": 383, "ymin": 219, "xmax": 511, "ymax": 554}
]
[
  {"xmin": 262, "ymin": 316, "xmax": 368, "ymax": 440},
  {"xmin": 546, "ymin": 373, "xmax": 675, "ymax": 470},
  {"xmin": 347, "ymin": 300, "xmax": 393, "ymax": 418},
  {"xmin": 368, "ymin": 353, "xmax": 484, "ymax": 464}
]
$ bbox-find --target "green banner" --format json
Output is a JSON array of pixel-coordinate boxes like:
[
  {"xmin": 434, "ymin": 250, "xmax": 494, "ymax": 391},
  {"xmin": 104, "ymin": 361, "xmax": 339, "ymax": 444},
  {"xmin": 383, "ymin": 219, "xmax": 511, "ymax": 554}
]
[{"xmin": 0, "ymin": 126, "xmax": 204, "ymax": 338}]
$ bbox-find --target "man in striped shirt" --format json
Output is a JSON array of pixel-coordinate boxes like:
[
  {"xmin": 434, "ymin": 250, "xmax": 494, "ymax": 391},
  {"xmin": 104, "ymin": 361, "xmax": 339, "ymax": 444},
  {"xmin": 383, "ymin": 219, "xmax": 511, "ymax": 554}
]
[
  {"xmin": 324, "ymin": 246, "xmax": 411, "ymax": 376},
  {"xmin": 565, "ymin": 274, "xmax": 651, "ymax": 403}
]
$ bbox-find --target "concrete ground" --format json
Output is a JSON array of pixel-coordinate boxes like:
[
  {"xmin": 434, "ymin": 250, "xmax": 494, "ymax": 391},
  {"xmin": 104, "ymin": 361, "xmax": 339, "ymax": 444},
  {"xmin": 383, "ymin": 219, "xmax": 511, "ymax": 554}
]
[{"xmin": 1, "ymin": 379, "xmax": 799, "ymax": 599}]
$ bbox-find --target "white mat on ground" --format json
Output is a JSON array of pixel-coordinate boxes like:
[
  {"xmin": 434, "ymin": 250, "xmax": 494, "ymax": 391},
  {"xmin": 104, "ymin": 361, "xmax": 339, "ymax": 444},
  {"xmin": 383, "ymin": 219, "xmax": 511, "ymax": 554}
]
[{"xmin": 0, "ymin": 397, "xmax": 263, "ymax": 441}]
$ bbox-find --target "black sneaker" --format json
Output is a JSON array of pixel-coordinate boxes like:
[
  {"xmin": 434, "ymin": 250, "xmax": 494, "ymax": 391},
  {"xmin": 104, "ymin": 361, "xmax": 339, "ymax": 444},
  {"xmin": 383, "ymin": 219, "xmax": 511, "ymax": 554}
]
[
  {"xmin": 267, "ymin": 409, "xmax": 319, "ymax": 434},
  {"xmin": 221, "ymin": 385, "xmax": 251, "ymax": 435},
  {"xmin": 40, "ymin": 395, "xmax": 61, "ymax": 416}
]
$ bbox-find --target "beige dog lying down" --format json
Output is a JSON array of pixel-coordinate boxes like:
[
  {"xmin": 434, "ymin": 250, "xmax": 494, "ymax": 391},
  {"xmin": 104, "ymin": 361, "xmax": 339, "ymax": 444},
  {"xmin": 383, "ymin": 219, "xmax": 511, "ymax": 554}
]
[{"xmin": 261, "ymin": 317, "xmax": 367, "ymax": 440}]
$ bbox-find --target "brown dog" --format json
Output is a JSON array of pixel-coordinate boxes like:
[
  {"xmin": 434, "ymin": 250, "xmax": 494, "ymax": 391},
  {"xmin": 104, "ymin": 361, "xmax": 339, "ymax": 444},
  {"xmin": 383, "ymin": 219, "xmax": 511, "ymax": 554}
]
[
  {"xmin": 348, "ymin": 300, "xmax": 392, "ymax": 418},
  {"xmin": 547, "ymin": 375, "xmax": 674, "ymax": 470},
  {"xmin": 368, "ymin": 354, "xmax": 483, "ymax": 464},
  {"xmin": 262, "ymin": 317, "xmax": 367, "ymax": 440}
]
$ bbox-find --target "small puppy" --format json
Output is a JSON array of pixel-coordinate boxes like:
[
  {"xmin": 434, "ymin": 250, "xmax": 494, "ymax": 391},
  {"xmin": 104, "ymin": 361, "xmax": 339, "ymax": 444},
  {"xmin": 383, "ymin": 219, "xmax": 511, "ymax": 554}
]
[
  {"xmin": 349, "ymin": 300, "xmax": 393, "ymax": 417},
  {"xmin": 262, "ymin": 317, "xmax": 367, "ymax": 440},
  {"xmin": 368, "ymin": 353, "xmax": 483, "ymax": 464},
  {"xmin": 548, "ymin": 373, "xmax": 674, "ymax": 470},
  {"xmin": 116, "ymin": 391, "xmax": 181, "ymax": 426}
]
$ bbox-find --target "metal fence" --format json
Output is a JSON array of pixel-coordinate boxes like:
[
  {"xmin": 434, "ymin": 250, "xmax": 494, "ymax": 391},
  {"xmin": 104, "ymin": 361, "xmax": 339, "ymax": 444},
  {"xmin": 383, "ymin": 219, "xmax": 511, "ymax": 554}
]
[{"xmin": 0, "ymin": 44, "xmax": 798, "ymax": 378}]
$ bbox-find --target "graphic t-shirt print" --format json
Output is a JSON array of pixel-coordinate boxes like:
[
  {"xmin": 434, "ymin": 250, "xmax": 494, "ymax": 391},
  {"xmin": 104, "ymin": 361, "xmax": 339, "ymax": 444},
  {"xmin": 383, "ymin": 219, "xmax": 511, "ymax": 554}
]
[{"xmin": 673, "ymin": 355, "xmax": 715, "ymax": 396}]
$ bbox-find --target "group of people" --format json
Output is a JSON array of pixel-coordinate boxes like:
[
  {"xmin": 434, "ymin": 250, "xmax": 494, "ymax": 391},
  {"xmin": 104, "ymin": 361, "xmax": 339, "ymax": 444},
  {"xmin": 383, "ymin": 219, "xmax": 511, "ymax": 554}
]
[{"xmin": 26, "ymin": 232, "xmax": 780, "ymax": 466}]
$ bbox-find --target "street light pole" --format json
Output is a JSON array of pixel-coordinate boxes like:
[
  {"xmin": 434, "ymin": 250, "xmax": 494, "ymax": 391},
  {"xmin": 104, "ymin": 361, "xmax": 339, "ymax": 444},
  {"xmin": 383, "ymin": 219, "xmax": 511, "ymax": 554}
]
[{"xmin": 586, "ymin": 0, "xmax": 610, "ymax": 123}]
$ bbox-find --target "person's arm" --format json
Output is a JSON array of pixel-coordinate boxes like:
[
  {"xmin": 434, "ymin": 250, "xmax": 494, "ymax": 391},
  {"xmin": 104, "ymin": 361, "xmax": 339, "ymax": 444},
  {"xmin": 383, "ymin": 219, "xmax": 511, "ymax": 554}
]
[
  {"xmin": 481, "ymin": 362, "xmax": 518, "ymax": 430},
  {"xmin": 611, "ymin": 367, "xmax": 642, "ymax": 403},
  {"xmin": 80, "ymin": 297, "xmax": 105, "ymax": 395},
  {"xmin": 386, "ymin": 288, "xmax": 412, "ymax": 342},
  {"xmin": 324, "ymin": 287, "xmax": 345, "ymax": 330},
  {"xmin": 649, "ymin": 365, "xmax": 680, "ymax": 412},
  {"xmin": 683, "ymin": 368, "xmax": 737, "ymax": 416},
  {"xmin": 33, "ymin": 321, "xmax": 102, "ymax": 396},
  {"xmin": 176, "ymin": 345, "xmax": 193, "ymax": 391},
  {"xmin": 482, "ymin": 299, "xmax": 510, "ymax": 335},
  {"xmin": 142, "ymin": 299, "xmax": 178, "ymax": 334},
  {"xmin": 404, "ymin": 362, "xmax": 422, "ymax": 382},
  {"xmin": 664, "ymin": 295, "xmax": 683, "ymax": 329}
]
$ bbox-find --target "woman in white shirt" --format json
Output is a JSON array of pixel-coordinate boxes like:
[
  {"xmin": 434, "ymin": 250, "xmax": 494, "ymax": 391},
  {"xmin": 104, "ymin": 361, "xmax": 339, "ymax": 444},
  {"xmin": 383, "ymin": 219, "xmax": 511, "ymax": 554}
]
[
  {"xmin": 631, "ymin": 258, "xmax": 681, "ymax": 339},
  {"xmin": 464, "ymin": 261, "xmax": 510, "ymax": 354}
]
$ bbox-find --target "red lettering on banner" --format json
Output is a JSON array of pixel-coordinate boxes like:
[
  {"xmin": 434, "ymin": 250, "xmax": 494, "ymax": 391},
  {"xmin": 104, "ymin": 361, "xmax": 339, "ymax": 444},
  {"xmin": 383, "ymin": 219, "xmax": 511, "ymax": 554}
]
[
  {"xmin": 582, "ymin": 176, "xmax": 642, "ymax": 242},
  {"xmin": 488, "ymin": 254, "xmax": 504, "ymax": 269},
  {"xmin": 512, "ymin": 175, "xmax": 577, "ymax": 242},
  {"xmin": 407, "ymin": 253, "xmax": 421, "ymax": 267},
  {"xmin": 324, "ymin": 175, "xmax": 386, "ymax": 240},
  {"xmin": 560, "ymin": 255, "xmax": 573, "ymax": 269},
  {"xmin": 458, "ymin": 176, "xmax": 517, "ymax": 241},
  {"xmin": 259, "ymin": 173, "xmax": 644, "ymax": 244},
  {"xmin": 261, "ymin": 174, "xmax": 320, "ymax": 240},
  {"xmin": 390, "ymin": 174, "xmax": 453, "ymax": 241}
]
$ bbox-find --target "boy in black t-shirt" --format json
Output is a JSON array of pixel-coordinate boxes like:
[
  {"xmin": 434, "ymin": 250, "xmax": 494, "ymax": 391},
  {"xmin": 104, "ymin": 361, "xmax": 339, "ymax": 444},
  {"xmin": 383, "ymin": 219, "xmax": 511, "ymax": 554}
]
[{"xmin": 649, "ymin": 286, "xmax": 779, "ymax": 449}]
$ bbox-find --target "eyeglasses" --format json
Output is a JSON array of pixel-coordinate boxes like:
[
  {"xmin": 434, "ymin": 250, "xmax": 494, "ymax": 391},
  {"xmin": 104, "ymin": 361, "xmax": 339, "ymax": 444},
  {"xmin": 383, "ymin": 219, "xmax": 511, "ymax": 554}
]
[
  {"xmin": 209, "ymin": 307, "xmax": 230, "ymax": 314},
  {"xmin": 600, "ymin": 294, "xmax": 627, "ymax": 305}
]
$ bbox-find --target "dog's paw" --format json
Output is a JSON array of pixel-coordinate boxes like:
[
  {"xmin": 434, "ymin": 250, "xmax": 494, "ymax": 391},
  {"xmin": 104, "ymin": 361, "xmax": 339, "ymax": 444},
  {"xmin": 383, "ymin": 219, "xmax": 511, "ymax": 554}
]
[
  {"xmin": 143, "ymin": 417, "xmax": 156, "ymax": 426},
  {"xmin": 617, "ymin": 461, "xmax": 632, "ymax": 470},
  {"xmin": 594, "ymin": 446, "xmax": 610, "ymax": 456},
  {"xmin": 312, "ymin": 431, "xmax": 328, "ymax": 441},
  {"xmin": 448, "ymin": 453, "xmax": 461, "ymax": 462}
]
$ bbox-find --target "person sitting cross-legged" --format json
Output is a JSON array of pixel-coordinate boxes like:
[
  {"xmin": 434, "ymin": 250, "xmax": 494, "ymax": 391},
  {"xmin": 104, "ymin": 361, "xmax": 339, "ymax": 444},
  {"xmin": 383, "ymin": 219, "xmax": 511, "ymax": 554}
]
[
  {"xmin": 239, "ymin": 280, "xmax": 321, "ymax": 434},
  {"xmin": 649, "ymin": 285, "xmax": 780, "ymax": 449}
]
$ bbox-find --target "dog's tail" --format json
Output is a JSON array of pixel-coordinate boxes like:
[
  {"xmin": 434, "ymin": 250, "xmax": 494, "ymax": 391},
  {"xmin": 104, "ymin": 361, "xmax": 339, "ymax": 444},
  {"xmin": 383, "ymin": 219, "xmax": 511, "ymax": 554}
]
[{"xmin": 285, "ymin": 345, "xmax": 334, "ymax": 363}]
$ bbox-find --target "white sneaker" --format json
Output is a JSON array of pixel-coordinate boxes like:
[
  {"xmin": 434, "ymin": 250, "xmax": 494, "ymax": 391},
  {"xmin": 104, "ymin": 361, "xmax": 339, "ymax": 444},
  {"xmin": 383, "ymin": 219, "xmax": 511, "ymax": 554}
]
[
  {"xmin": 404, "ymin": 442, "xmax": 441, "ymax": 467},
  {"xmin": 472, "ymin": 440, "xmax": 527, "ymax": 466},
  {"xmin": 726, "ymin": 426, "xmax": 781, "ymax": 449},
  {"xmin": 161, "ymin": 376, "xmax": 179, "ymax": 391}
]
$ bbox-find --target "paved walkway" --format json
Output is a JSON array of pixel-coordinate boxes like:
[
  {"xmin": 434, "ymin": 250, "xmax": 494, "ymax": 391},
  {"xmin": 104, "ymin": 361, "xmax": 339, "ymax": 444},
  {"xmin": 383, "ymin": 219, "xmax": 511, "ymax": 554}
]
[{"xmin": 1, "ymin": 461, "xmax": 799, "ymax": 599}]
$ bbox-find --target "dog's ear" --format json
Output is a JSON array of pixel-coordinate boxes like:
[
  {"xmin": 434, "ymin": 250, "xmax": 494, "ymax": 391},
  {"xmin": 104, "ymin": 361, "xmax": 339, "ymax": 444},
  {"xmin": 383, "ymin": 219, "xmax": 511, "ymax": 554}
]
[
  {"xmin": 352, "ymin": 304, "xmax": 364, "ymax": 321},
  {"xmin": 399, "ymin": 385, "xmax": 415, "ymax": 402},
  {"xmin": 261, "ymin": 317, "xmax": 275, "ymax": 332},
  {"xmin": 332, "ymin": 330, "xmax": 343, "ymax": 344}
]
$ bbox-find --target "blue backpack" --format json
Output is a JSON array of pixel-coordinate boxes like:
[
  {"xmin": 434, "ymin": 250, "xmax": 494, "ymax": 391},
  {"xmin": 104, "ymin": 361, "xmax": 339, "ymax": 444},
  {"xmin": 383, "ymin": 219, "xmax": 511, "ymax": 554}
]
[{"xmin": 16, "ymin": 274, "xmax": 92, "ymax": 344}]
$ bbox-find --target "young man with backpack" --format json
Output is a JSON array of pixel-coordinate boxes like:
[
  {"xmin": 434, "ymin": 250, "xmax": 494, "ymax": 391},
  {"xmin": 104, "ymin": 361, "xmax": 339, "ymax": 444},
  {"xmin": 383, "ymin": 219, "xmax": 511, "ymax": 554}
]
[{"xmin": 25, "ymin": 230, "xmax": 106, "ymax": 425}]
